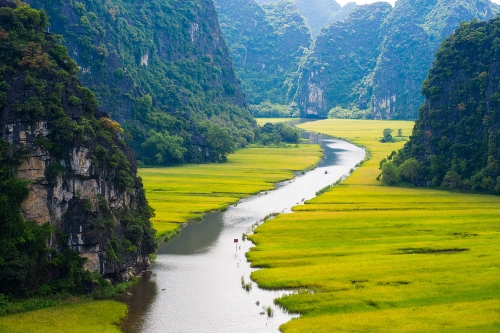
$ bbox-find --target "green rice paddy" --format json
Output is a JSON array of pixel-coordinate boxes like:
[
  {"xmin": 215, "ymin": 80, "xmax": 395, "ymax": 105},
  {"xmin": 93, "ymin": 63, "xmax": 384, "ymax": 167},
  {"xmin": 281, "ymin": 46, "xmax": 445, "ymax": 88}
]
[
  {"xmin": 0, "ymin": 301, "xmax": 126, "ymax": 333},
  {"xmin": 248, "ymin": 119, "xmax": 500, "ymax": 332},
  {"xmin": 140, "ymin": 145, "xmax": 323, "ymax": 239}
]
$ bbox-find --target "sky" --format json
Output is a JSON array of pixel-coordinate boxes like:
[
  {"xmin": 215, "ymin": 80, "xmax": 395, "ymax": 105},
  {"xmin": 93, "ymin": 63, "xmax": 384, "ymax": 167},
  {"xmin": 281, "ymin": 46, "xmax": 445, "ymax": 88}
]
[{"xmin": 336, "ymin": 0, "xmax": 500, "ymax": 6}]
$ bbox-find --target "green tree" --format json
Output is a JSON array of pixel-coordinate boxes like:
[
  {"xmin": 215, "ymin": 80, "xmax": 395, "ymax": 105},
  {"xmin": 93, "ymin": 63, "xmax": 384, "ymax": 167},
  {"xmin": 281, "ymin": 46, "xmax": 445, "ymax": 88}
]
[
  {"xmin": 381, "ymin": 161, "xmax": 399, "ymax": 185},
  {"xmin": 205, "ymin": 124, "xmax": 235, "ymax": 162},
  {"xmin": 380, "ymin": 128, "xmax": 395, "ymax": 143},
  {"xmin": 141, "ymin": 130, "xmax": 186, "ymax": 165},
  {"xmin": 398, "ymin": 158, "xmax": 421, "ymax": 185}
]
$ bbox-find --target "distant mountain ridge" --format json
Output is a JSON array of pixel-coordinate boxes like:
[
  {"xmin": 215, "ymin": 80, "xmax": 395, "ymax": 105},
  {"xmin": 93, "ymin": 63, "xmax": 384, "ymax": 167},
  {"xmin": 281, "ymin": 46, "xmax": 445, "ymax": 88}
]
[{"xmin": 255, "ymin": 0, "xmax": 356, "ymax": 35}]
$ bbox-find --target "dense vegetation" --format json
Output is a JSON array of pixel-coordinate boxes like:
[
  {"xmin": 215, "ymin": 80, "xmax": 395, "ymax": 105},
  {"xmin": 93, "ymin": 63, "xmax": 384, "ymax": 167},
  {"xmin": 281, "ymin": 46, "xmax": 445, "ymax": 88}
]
[
  {"xmin": 216, "ymin": 0, "xmax": 311, "ymax": 110},
  {"xmin": 0, "ymin": 1, "xmax": 155, "ymax": 298},
  {"xmin": 383, "ymin": 17, "xmax": 500, "ymax": 194},
  {"xmin": 297, "ymin": 0, "xmax": 500, "ymax": 119},
  {"xmin": 26, "ymin": 0, "xmax": 256, "ymax": 166},
  {"xmin": 248, "ymin": 119, "xmax": 500, "ymax": 332}
]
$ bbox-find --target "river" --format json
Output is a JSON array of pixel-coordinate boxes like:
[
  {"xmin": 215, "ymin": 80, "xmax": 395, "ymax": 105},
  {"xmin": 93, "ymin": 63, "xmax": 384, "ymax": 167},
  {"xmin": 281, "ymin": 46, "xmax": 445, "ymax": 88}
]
[{"xmin": 117, "ymin": 132, "xmax": 366, "ymax": 333}]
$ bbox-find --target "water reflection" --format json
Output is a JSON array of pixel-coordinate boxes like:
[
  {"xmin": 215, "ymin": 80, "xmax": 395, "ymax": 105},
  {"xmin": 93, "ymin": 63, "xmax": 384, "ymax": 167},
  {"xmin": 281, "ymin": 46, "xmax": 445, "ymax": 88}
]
[{"xmin": 118, "ymin": 134, "xmax": 365, "ymax": 333}]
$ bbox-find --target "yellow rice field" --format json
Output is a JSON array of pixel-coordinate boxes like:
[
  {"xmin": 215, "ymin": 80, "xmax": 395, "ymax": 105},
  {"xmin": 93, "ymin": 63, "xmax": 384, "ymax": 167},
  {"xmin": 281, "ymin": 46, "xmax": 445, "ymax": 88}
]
[
  {"xmin": 248, "ymin": 119, "xmax": 500, "ymax": 332},
  {"xmin": 140, "ymin": 145, "xmax": 323, "ymax": 239},
  {"xmin": 0, "ymin": 301, "xmax": 126, "ymax": 333}
]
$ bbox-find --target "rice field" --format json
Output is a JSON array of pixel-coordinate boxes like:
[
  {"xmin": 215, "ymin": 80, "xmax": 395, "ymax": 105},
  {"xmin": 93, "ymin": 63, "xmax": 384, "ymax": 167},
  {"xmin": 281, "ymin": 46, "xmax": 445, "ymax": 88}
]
[
  {"xmin": 248, "ymin": 119, "xmax": 500, "ymax": 332},
  {"xmin": 140, "ymin": 145, "xmax": 323, "ymax": 239},
  {"xmin": 0, "ymin": 301, "xmax": 126, "ymax": 333}
]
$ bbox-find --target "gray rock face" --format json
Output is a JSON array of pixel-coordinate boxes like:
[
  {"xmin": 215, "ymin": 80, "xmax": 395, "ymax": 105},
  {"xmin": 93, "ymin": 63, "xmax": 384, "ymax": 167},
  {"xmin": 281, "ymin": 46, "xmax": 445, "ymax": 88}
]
[{"xmin": 3, "ymin": 120, "xmax": 150, "ymax": 280}]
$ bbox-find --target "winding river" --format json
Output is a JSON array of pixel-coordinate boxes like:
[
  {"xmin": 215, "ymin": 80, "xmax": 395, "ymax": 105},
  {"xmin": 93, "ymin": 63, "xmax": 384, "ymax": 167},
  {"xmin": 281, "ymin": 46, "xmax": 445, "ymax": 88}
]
[{"xmin": 118, "ymin": 132, "xmax": 366, "ymax": 332}]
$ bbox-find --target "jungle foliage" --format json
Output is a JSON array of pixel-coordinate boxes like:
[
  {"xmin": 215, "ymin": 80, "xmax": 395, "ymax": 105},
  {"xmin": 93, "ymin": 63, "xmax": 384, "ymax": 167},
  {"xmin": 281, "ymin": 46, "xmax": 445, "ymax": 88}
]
[
  {"xmin": 382, "ymin": 17, "xmax": 500, "ymax": 194},
  {"xmin": 26, "ymin": 0, "xmax": 256, "ymax": 166}
]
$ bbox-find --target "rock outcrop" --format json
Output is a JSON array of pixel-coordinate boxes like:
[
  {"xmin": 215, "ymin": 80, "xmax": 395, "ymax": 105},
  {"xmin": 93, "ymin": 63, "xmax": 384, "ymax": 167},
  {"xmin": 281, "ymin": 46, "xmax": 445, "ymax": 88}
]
[{"xmin": 0, "ymin": 1, "xmax": 156, "ymax": 289}]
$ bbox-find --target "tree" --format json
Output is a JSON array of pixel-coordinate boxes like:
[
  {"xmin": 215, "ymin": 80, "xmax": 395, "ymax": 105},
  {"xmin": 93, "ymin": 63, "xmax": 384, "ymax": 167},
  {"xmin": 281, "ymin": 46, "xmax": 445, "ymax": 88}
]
[
  {"xmin": 381, "ymin": 161, "xmax": 399, "ymax": 185},
  {"xmin": 205, "ymin": 124, "xmax": 235, "ymax": 162},
  {"xmin": 380, "ymin": 128, "xmax": 395, "ymax": 143},
  {"xmin": 398, "ymin": 158, "xmax": 421, "ymax": 185},
  {"xmin": 141, "ymin": 130, "xmax": 186, "ymax": 165}
]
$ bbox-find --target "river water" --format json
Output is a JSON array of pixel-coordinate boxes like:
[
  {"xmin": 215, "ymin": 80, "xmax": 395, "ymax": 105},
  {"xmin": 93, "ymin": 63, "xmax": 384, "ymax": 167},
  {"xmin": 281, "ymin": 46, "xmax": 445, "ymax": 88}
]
[{"xmin": 117, "ymin": 133, "xmax": 365, "ymax": 333}]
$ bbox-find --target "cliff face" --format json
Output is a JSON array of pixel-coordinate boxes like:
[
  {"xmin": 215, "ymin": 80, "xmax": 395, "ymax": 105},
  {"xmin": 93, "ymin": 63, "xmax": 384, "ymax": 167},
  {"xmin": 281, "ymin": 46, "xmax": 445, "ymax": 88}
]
[
  {"xmin": 0, "ymin": 2, "xmax": 155, "ymax": 293},
  {"xmin": 295, "ymin": 3, "xmax": 392, "ymax": 117},
  {"xmin": 216, "ymin": 0, "xmax": 311, "ymax": 106},
  {"xmin": 397, "ymin": 17, "xmax": 500, "ymax": 192},
  {"xmin": 26, "ymin": 0, "xmax": 255, "ymax": 165}
]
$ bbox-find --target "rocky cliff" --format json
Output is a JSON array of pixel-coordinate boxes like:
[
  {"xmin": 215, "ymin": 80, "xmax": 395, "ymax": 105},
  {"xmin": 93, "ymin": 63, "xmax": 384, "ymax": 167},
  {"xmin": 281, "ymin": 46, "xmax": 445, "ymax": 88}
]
[
  {"xmin": 389, "ymin": 17, "xmax": 500, "ymax": 192},
  {"xmin": 372, "ymin": 0, "xmax": 498, "ymax": 119},
  {"xmin": 296, "ymin": 0, "xmax": 499, "ymax": 119},
  {"xmin": 0, "ymin": 1, "xmax": 155, "ymax": 295},
  {"xmin": 295, "ymin": 3, "xmax": 392, "ymax": 117},
  {"xmin": 26, "ymin": 0, "xmax": 255, "ymax": 165}
]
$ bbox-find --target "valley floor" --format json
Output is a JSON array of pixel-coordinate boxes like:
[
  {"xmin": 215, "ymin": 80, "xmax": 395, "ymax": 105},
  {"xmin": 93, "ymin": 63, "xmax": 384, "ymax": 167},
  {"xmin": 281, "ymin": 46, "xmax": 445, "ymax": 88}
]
[
  {"xmin": 0, "ymin": 145, "xmax": 322, "ymax": 332},
  {"xmin": 248, "ymin": 119, "xmax": 500, "ymax": 332}
]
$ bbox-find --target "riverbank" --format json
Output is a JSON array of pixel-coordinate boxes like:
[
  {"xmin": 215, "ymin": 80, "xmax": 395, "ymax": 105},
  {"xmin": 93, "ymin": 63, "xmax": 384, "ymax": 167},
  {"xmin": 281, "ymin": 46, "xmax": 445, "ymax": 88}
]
[
  {"xmin": 140, "ymin": 145, "xmax": 323, "ymax": 240},
  {"xmin": 248, "ymin": 119, "xmax": 500, "ymax": 332}
]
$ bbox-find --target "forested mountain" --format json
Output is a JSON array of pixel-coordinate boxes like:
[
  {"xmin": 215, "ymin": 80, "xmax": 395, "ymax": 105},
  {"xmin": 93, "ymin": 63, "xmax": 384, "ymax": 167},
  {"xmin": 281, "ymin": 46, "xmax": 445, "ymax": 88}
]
[
  {"xmin": 26, "ymin": 0, "xmax": 256, "ymax": 166},
  {"xmin": 383, "ymin": 17, "xmax": 500, "ymax": 193},
  {"xmin": 372, "ymin": 0, "xmax": 498, "ymax": 120},
  {"xmin": 297, "ymin": 0, "xmax": 499, "ymax": 119},
  {"xmin": 0, "ymin": 1, "xmax": 155, "ymax": 295},
  {"xmin": 215, "ymin": 0, "xmax": 311, "ymax": 109},
  {"xmin": 296, "ymin": 3, "xmax": 392, "ymax": 118}
]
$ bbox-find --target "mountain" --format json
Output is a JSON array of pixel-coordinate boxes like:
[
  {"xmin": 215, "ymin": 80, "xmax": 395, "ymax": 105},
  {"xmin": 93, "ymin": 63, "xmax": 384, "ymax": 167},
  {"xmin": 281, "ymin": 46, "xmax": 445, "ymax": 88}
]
[
  {"xmin": 385, "ymin": 17, "xmax": 500, "ymax": 193},
  {"xmin": 372, "ymin": 0, "xmax": 498, "ymax": 119},
  {"xmin": 215, "ymin": 0, "xmax": 312, "ymax": 106},
  {"xmin": 296, "ymin": 0, "xmax": 499, "ymax": 119},
  {"xmin": 295, "ymin": 3, "xmax": 392, "ymax": 118},
  {"xmin": 26, "ymin": 0, "xmax": 256, "ymax": 166},
  {"xmin": 0, "ymin": 1, "xmax": 155, "ymax": 295}
]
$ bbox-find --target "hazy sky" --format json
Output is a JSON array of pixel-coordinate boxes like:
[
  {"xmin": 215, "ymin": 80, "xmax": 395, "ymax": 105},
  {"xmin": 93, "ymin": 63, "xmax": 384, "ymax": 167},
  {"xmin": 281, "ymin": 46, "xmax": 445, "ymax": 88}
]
[{"xmin": 336, "ymin": 0, "xmax": 500, "ymax": 6}]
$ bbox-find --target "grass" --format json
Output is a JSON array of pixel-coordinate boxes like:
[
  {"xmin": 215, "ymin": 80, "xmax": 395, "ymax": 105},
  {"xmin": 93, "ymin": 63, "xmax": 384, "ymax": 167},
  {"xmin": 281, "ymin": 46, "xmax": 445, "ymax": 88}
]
[
  {"xmin": 139, "ymin": 145, "xmax": 323, "ymax": 239},
  {"xmin": 0, "ymin": 301, "xmax": 126, "ymax": 333},
  {"xmin": 247, "ymin": 119, "xmax": 500, "ymax": 332}
]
